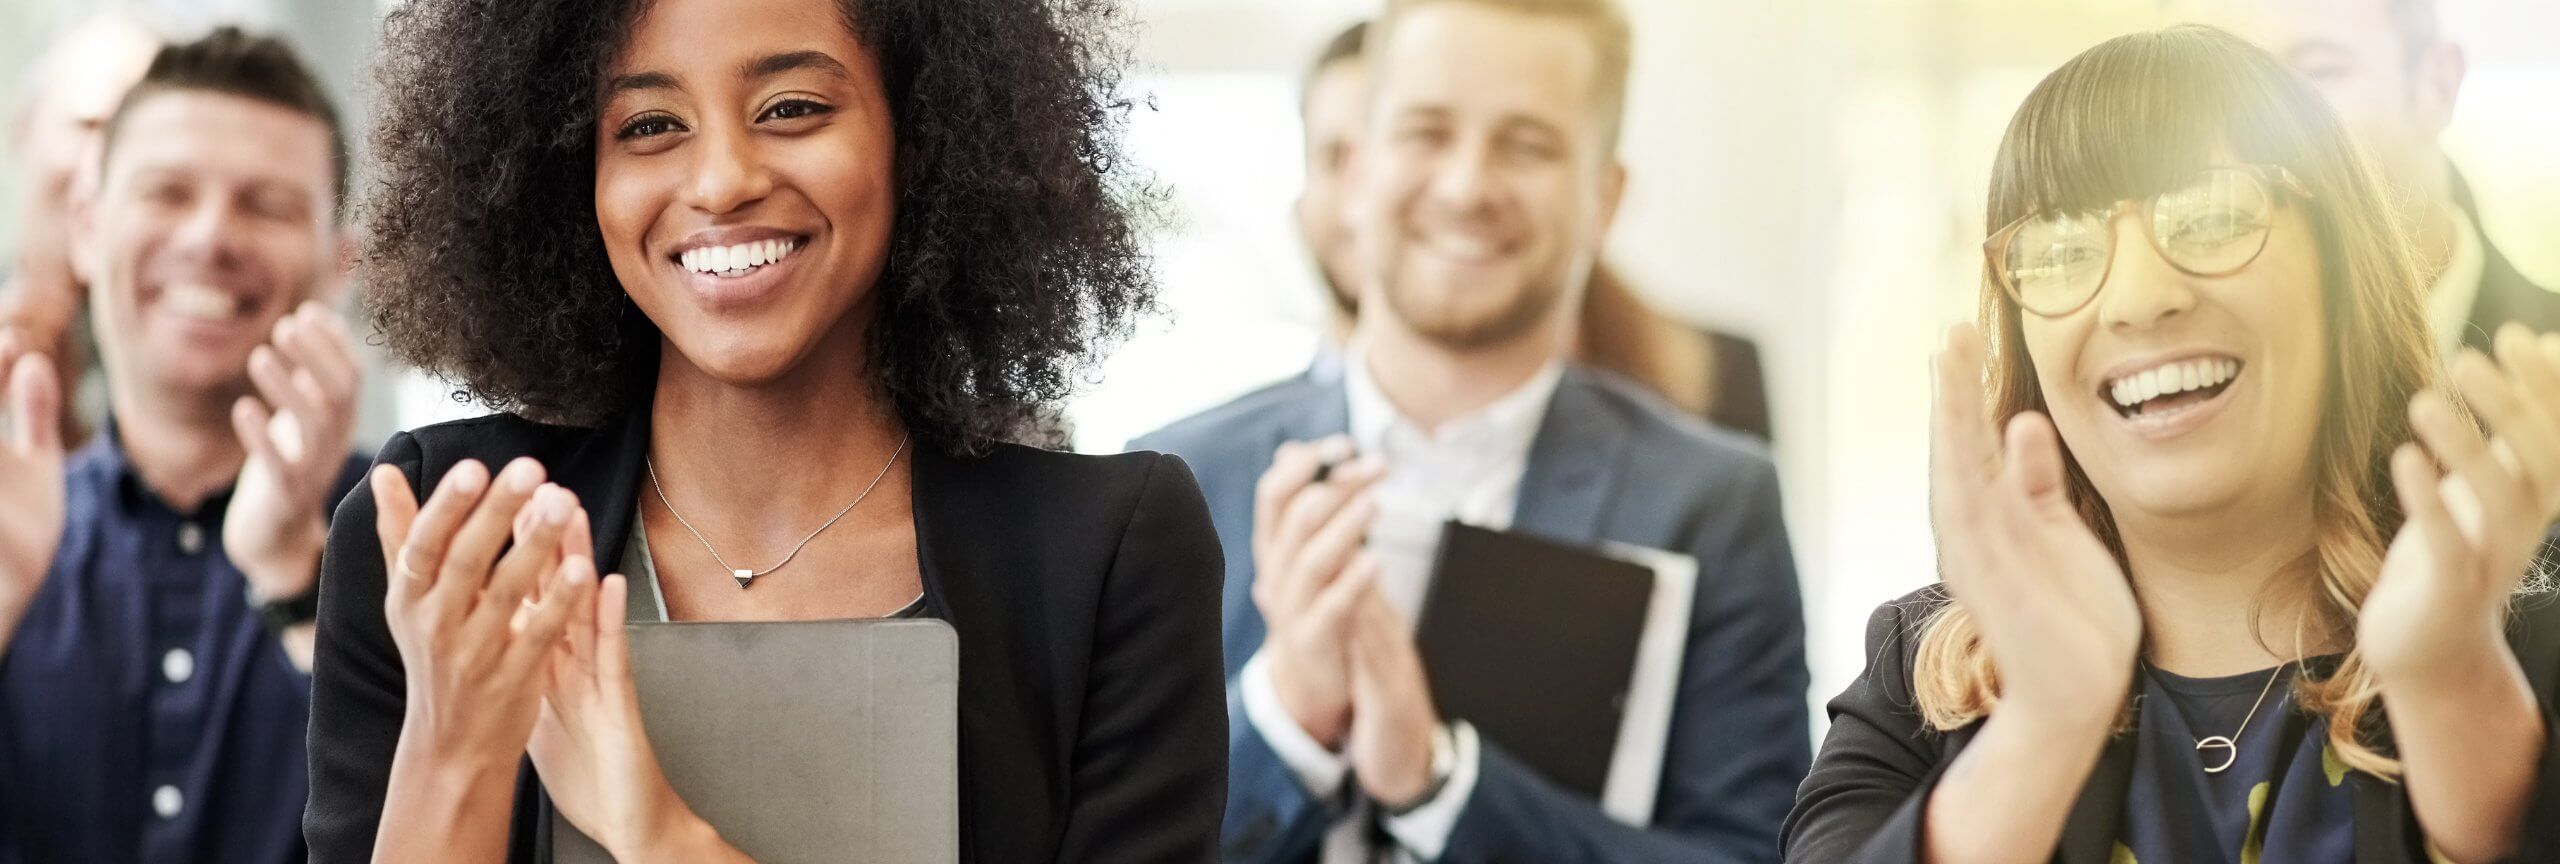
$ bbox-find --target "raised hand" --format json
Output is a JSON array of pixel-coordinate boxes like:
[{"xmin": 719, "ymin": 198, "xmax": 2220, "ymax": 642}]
[
  {"xmin": 224, "ymin": 301, "xmax": 364, "ymax": 601},
  {"xmin": 530, "ymin": 567, "xmax": 735, "ymax": 862},
  {"xmin": 1928, "ymin": 323, "xmax": 2142, "ymax": 724},
  {"xmin": 2364, "ymin": 326, "xmax": 2560, "ymax": 678},
  {"xmin": 1345, "ymin": 586, "xmax": 1445, "ymax": 810},
  {"xmin": 373, "ymin": 459, "xmax": 594, "ymax": 777},
  {"xmin": 1251, "ymin": 435, "xmax": 1387, "ymax": 748},
  {"xmin": 0, "ymin": 334, "xmax": 66, "ymax": 636}
]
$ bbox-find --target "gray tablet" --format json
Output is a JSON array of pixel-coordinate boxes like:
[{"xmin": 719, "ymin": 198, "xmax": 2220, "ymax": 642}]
[{"xmin": 547, "ymin": 618, "xmax": 960, "ymax": 863}]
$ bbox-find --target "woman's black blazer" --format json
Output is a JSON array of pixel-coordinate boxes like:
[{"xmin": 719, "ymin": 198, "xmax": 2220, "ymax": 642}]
[
  {"xmin": 1784, "ymin": 584, "xmax": 2560, "ymax": 864},
  {"xmin": 301, "ymin": 412, "xmax": 1229, "ymax": 862}
]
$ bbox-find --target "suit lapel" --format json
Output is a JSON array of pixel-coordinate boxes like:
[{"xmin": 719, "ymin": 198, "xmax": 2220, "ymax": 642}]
[
  {"xmin": 2350, "ymin": 771, "xmax": 2414, "ymax": 863},
  {"xmin": 553, "ymin": 411, "xmax": 650, "ymax": 575},
  {"xmin": 1511, "ymin": 370, "xmax": 1629, "ymax": 545},
  {"xmin": 1285, "ymin": 377, "xmax": 1353, "ymax": 454}
]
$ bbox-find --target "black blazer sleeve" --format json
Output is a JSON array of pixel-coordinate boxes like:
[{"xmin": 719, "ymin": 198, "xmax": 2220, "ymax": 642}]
[
  {"xmin": 1053, "ymin": 453, "xmax": 1229, "ymax": 862},
  {"xmin": 1782, "ymin": 593, "xmax": 1956, "ymax": 864},
  {"xmin": 2502, "ymin": 588, "xmax": 2560, "ymax": 864},
  {"xmin": 302, "ymin": 431, "xmax": 420, "ymax": 863}
]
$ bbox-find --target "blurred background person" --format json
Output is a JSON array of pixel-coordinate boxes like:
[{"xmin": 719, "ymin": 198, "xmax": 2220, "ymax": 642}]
[
  {"xmin": 0, "ymin": 26, "xmax": 366, "ymax": 864},
  {"xmin": 2169, "ymin": 0, "xmax": 2560, "ymax": 355},
  {"xmin": 1294, "ymin": 21, "xmax": 1772, "ymax": 439},
  {"xmin": 1581, "ymin": 263, "xmax": 1772, "ymax": 440},
  {"xmin": 1139, "ymin": 0, "xmax": 1809, "ymax": 860},
  {"xmin": 1, "ymin": 10, "xmax": 160, "ymax": 447},
  {"xmin": 1298, "ymin": 20, "xmax": 1370, "ymax": 382}
]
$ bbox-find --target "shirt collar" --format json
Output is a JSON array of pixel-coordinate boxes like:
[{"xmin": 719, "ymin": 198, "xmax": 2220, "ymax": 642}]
[
  {"xmin": 1341, "ymin": 341, "xmax": 1563, "ymax": 465},
  {"xmin": 79, "ymin": 414, "xmax": 231, "ymax": 519},
  {"xmin": 2427, "ymin": 205, "xmax": 2488, "ymax": 358}
]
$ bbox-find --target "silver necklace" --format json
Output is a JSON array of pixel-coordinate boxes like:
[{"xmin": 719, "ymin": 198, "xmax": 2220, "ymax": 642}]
[
  {"xmin": 2177, "ymin": 661, "xmax": 2291, "ymax": 774},
  {"xmin": 645, "ymin": 436, "xmax": 907, "ymax": 589}
]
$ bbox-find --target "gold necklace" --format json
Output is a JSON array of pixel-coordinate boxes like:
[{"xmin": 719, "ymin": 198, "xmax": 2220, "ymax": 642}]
[
  {"xmin": 2180, "ymin": 661, "xmax": 2291, "ymax": 774},
  {"xmin": 645, "ymin": 436, "xmax": 907, "ymax": 589}
]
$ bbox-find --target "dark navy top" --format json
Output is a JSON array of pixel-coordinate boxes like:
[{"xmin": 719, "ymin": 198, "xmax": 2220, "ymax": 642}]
[
  {"xmin": 2117, "ymin": 660, "xmax": 2357, "ymax": 864},
  {"xmin": 0, "ymin": 425, "xmax": 365, "ymax": 864}
]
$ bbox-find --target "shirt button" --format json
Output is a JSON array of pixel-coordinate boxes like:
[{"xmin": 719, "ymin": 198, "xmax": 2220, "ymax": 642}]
[
  {"xmin": 162, "ymin": 648, "xmax": 195, "ymax": 684},
  {"xmin": 151, "ymin": 785, "xmax": 183, "ymax": 819},
  {"xmin": 176, "ymin": 523, "xmax": 206, "ymax": 555}
]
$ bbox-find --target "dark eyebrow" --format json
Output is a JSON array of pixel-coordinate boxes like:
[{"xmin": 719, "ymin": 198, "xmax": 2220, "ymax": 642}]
[
  {"xmin": 603, "ymin": 70, "xmax": 679, "ymax": 97},
  {"xmin": 742, "ymin": 51, "xmax": 850, "ymax": 83}
]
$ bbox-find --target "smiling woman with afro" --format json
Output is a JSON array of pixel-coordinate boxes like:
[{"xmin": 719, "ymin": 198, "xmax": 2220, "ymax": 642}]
[{"xmin": 301, "ymin": 0, "xmax": 1228, "ymax": 860}]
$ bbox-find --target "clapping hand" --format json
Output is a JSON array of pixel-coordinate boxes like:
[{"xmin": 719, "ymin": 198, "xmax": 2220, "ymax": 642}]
[
  {"xmin": 372, "ymin": 459, "xmax": 595, "ymax": 778},
  {"xmin": 0, "ymin": 333, "xmax": 64, "ymax": 626},
  {"xmin": 224, "ymin": 301, "xmax": 364, "ymax": 602},
  {"xmin": 1928, "ymin": 323, "xmax": 2143, "ymax": 726},
  {"xmin": 2364, "ymin": 325, "xmax": 2560, "ymax": 679},
  {"xmin": 1252, "ymin": 436, "xmax": 1387, "ymax": 747}
]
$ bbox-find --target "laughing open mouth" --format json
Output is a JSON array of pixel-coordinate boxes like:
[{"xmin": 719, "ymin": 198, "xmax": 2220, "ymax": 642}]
[{"xmin": 2104, "ymin": 357, "xmax": 2242, "ymax": 418}]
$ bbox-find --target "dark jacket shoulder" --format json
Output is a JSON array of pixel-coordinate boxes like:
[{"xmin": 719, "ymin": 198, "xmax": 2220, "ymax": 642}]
[{"xmin": 381, "ymin": 412, "xmax": 608, "ymax": 473}]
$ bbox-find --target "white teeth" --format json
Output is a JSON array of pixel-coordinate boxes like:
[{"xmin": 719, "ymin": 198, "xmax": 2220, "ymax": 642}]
[
  {"xmin": 164, "ymin": 285, "xmax": 236, "ymax": 320},
  {"xmin": 1426, "ymin": 232, "xmax": 1502, "ymax": 260},
  {"xmin": 682, "ymin": 239, "xmax": 800, "ymax": 275},
  {"xmin": 2108, "ymin": 358, "xmax": 2240, "ymax": 410}
]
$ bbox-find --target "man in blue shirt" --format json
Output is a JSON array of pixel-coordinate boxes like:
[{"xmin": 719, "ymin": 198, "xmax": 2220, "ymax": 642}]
[{"xmin": 0, "ymin": 27, "xmax": 366, "ymax": 864}]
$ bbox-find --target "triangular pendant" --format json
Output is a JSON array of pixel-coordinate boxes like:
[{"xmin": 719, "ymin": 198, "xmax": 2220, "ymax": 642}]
[{"xmin": 733, "ymin": 569, "xmax": 754, "ymax": 589}]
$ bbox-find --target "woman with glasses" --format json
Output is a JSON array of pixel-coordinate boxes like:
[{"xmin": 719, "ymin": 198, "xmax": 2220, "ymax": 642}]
[{"xmin": 1786, "ymin": 26, "xmax": 2560, "ymax": 864}]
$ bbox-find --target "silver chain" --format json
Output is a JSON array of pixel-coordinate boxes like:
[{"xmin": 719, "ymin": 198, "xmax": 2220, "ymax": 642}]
[{"xmin": 644, "ymin": 436, "xmax": 907, "ymax": 588}]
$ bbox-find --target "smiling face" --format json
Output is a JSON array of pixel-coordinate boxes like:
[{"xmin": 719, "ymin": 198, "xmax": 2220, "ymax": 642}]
[
  {"xmin": 594, "ymin": 0, "xmax": 896, "ymax": 388},
  {"xmin": 1353, "ymin": 2, "xmax": 1623, "ymax": 351},
  {"xmin": 74, "ymin": 90, "xmax": 342, "ymax": 404},
  {"xmin": 2018, "ymin": 168, "xmax": 2330, "ymax": 522}
]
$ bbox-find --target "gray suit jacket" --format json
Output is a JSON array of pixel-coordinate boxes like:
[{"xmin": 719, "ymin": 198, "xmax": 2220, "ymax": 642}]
[{"xmin": 1133, "ymin": 365, "xmax": 1810, "ymax": 863}]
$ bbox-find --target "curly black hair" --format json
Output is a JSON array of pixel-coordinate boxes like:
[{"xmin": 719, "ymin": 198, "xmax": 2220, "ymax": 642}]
[{"xmin": 361, "ymin": 0, "xmax": 1158, "ymax": 453}]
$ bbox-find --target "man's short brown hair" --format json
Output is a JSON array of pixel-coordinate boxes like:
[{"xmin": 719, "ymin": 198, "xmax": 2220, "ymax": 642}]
[
  {"xmin": 1376, "ymin": 0, "xmax": 1633, "ymax": 151},
  {"xmin": 100, "ymin": 26, "xmax": 346, "ymax": 216}
]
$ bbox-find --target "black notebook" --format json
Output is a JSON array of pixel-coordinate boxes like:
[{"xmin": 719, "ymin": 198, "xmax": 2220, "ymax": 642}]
[{"xmin": 1415, "ymin": 522, "xmax": 1659, "ymax": 801}]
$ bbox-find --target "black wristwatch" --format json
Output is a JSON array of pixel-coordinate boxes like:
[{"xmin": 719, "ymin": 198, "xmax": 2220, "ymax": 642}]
[{"xmin": 249, "ymin": 582, "xmax": 321, "ymax": 633}]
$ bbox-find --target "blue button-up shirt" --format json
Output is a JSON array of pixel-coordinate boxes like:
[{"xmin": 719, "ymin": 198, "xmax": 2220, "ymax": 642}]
[{"xmin": 0, "ymin": 425, "xmax": 365, "ymax": 864}]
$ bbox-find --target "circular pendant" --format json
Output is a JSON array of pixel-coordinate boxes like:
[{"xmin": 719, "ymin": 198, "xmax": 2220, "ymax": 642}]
[{"xmin": 2195, "ymin": 736, "xmax": 2238, "ymax": 774}]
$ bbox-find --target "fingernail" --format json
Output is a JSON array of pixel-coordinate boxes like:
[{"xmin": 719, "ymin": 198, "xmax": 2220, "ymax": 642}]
[
  {"xmin": 502, "ymin": 459, "xmax": 541, "ymax": 492},
  {"xmin": 537, "ymin": 486, "xmax": 570, "ymax": 525}
]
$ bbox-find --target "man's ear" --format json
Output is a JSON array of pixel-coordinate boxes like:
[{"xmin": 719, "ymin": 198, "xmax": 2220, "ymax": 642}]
[
  {"xmin": 66, "ymin": 180, "xmax": 101, "ymax": 288},
  {"xmin": 317, "ymin": 232, "xmax": 356, "ymax": 307},
  {"xmin": 1596, "ymin": 161, "xmax": 1628, "ymax": 237}
]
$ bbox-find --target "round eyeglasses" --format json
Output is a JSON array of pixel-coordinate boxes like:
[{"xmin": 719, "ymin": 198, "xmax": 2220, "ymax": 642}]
[{"xmin": 1985, "ymin": 164, "xmax": 2313, "ymax": 318}]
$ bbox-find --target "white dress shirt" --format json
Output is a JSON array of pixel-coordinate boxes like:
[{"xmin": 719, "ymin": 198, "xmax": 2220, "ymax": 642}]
[{"xmin": 1237, "ymin": 346, "xmax": 1564, "ymax": 862}]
